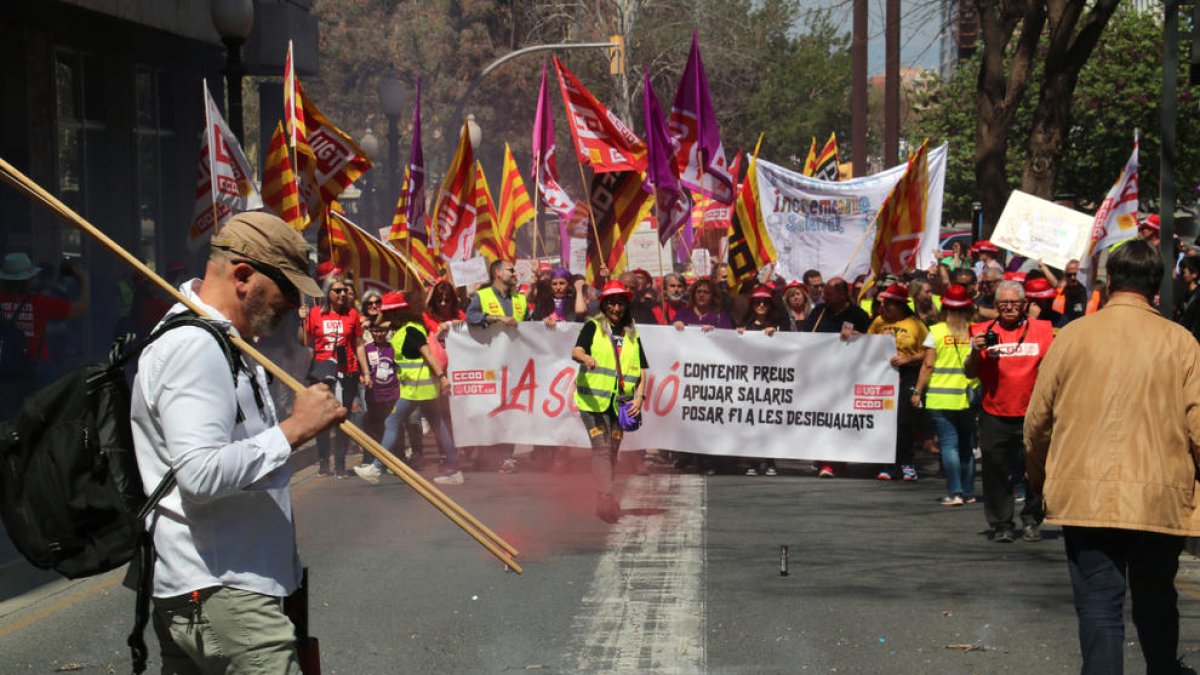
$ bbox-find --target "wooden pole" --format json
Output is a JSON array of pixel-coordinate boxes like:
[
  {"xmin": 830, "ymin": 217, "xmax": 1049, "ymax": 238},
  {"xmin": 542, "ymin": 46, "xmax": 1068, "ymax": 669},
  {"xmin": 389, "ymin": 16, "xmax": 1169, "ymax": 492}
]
[
  {"xmin": 572, "ymin": 159, "xmax": 605, "ymax": 274},
  {"xmin": 0, "ymin": 156, "xmax": 522, "ymax": 573}
]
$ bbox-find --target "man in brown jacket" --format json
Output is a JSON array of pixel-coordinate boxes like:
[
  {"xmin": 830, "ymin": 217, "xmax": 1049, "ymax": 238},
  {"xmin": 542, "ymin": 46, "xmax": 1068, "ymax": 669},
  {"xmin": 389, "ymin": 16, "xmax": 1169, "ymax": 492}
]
[{"xmin": 1025, "ymin": 239, "xmax": 1200, "ymax": 675}]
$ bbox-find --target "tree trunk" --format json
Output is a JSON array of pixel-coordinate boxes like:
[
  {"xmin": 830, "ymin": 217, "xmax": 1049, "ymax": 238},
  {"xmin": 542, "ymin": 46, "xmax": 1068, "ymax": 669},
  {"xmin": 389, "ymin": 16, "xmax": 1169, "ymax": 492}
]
[
  {"xmin": 1019, "ymin": 0, "xmax": 1121, "ymax": 200},
  {"xmin": 973, "ymin": 0, "xmax": 1045, "ymax": 234}
]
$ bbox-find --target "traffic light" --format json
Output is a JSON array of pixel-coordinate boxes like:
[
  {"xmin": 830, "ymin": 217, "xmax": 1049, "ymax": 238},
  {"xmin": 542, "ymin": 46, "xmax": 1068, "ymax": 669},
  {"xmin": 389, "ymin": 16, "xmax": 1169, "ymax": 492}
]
[{"xmin": 608, "ymin": 35, "xmax": 625, "ymax": 75}]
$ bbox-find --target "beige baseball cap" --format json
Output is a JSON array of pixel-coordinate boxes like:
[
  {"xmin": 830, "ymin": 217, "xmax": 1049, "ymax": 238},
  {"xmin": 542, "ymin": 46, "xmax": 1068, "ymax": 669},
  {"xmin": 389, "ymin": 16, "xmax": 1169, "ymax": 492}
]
[{"xmin": 210, "ymin": 211, "xmax": 322, "ymax": 298}]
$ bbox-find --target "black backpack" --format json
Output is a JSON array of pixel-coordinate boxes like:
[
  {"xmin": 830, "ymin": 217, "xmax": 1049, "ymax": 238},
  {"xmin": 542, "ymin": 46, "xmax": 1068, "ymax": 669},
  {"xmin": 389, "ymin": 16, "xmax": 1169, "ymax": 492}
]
[
  {"xmin": 0, "ymin": 295, "xmax": 36, "ymax": 380},
  {"xmin": 0, "ymin": 310, "xmax": 245, "ymax": 672}
]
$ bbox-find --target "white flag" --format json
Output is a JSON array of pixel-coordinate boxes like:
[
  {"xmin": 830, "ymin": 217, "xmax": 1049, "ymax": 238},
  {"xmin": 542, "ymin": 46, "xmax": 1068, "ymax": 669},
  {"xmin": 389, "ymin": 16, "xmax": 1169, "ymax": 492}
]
[
  {"xmin": 188, "ymin": 81, "xmax": 262, "ymax": 250},
  {"xmin": 1088, "ymin": 141, "xmax": 1139, "ymax": 257}
]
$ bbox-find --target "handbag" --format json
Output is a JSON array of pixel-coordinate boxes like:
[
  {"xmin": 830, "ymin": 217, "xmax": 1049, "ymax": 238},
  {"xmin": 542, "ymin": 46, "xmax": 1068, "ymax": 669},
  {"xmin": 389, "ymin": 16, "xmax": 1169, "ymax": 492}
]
[{"xmin": 610, "ymin": 332, "xmax": 642, "ymax": 431}]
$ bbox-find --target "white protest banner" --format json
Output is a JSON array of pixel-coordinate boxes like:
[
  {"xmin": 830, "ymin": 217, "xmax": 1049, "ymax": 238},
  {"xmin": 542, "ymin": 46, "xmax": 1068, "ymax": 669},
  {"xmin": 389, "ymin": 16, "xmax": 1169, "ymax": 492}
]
[
  {"xmin": 449, "ymin": 255, "xmax": 489, "ymax": 287},
  {"xmin": 514, "ymin": 258, "xmax": 536, "ymax": 286},
  {"xmin": 625, "ymin": 218, "xmax": 673, "ymax": 276},
  {"xmin": 691, "ymin": 248, "xmax": 711, "ymax": 277},
  {"xmin": 568, "ymin": 236, "xmax": 589, "ymax": 275},
  {"xmin": 447, "ymin": 324, "xmax": 899, "ymax": 463},
  {"xmin": 991, "ymin": 190, "xmax": 1094, "ymax": 271},
  {"xmin": 755, "ymin": 143, "xmax": 947, "ymax": 281}
]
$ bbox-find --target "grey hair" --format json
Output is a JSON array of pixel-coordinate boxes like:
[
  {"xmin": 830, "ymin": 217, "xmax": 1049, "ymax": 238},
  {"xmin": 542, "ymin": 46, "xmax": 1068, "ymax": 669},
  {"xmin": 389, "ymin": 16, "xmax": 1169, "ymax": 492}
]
[
  {"xmin": 982, "ymin": 266, "xmax": 1005, "ymax": 281},
  {"xmin": 320, "ymin": 274, "xmax": 348, "ymax": 311},
  {"xmin": 360, "ymin": 288, "xmax": 383, "ymax": 303},
  {"xmin": 994, "ymin": 280, "xmax": 1025, "ymax": 301},
  {"xmin": 662, "ymin": 273, "xmax": 685, "ymax": 287}
]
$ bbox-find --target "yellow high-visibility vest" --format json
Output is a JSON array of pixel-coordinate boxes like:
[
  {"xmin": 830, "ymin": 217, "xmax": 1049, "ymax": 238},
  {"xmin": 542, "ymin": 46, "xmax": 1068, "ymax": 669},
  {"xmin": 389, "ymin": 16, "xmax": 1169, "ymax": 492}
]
[
  {"xmin": 574, "ymin": 319, "xmax": 642, "ymax": 413},
  {"xmin": 391, "ymin": 322, "xmax": 438, "ymax": 401},
  {"xmin": 924, "ymin": 322, "xmax": 977, "ymax": 410},
  {"xmin": 477, "ymin": 286, "xmax": 527, "ymax": 321}
]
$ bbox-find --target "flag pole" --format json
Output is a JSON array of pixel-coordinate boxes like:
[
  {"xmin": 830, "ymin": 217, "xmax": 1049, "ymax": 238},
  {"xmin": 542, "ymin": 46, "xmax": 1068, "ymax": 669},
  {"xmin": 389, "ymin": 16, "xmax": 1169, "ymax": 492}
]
[
  {"xmin": 202, "ymin": 80, "xmax": 220, "ymax": 238},
  {"xmin": 572, "ymin": 158, "xmax": 605, "ymax": 275},
  {"xmin": 0, "ymin": 155, "xmax": 522, "ymax": 573}
]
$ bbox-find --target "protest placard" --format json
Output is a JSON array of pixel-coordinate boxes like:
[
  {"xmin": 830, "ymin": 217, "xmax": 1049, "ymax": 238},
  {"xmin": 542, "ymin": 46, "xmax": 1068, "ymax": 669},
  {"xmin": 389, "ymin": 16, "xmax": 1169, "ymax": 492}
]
[
  {"xmin": 991, "ymin": 190, "xmax": 1094, "ymax": 270},
  {"xmin": 448, "ymin": 255, "xmax": 489, "ymax": 287}
]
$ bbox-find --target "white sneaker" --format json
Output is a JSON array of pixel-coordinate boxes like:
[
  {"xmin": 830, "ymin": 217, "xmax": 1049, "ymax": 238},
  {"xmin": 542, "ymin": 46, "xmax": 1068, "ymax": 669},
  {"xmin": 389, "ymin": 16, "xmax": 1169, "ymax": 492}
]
[
  {"xmin": 433, "ymin": 471, "xmax": 465, "ymax": 485},
  {"xmin": 745, "ymin": 468, "xmax": 758, "ymax": 476},
  {"xmin": 353, "ymin": 463, "xmax": 382, "ymax": 484},
  {"xmin": 765, "ymin": 467, "xmax": 778, "ymax": 476}
]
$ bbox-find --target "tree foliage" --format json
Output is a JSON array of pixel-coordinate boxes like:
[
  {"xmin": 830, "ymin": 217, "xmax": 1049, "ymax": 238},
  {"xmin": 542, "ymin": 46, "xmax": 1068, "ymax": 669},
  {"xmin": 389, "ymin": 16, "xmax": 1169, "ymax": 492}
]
[{"xmin": 908, "ymin": 4, "xmax": 1198, "ymax": 223}]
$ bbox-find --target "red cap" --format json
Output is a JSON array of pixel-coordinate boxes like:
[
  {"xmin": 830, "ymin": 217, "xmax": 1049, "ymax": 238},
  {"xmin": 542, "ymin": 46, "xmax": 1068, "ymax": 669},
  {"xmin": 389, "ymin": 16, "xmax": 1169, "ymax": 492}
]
[
  {"xmin": 379, "ymin": 291, "xmax": 410, "ymax": 311},
  {"xmin": 1024, "ymin": 276, "xmax": 1056, "ymax": 299},
  {"xmin": 750, "ymin": 285, "xmax": 774, "ymax": 300},
  {"xmin": 315, "ymin": 261, "xmax": 342, "ymax": 281},
  {"xmin": 1004, "ymin": 271, "xmax": 1027, "ymax": 283},
  {"xmin": 598, "ymin": 280, "xmax": 634, "ymax": 301},
  {"xmin": 877, "ymin": 284, "xmax": 909, "ymax": 303},
  {"xmin": 975, "ymin": 240, "xmax": 1001, "ymax": 254},
  {"xmin": 1142, "ymin": 214, "xmax": 1161, "ymax": 231},
  {"xmin": 784, "ymin": 280, "xmax": 806, "ymax": 293},
  {"xmin": 941, "ymin": 284, "xmax": 973, "ymax": 309}
]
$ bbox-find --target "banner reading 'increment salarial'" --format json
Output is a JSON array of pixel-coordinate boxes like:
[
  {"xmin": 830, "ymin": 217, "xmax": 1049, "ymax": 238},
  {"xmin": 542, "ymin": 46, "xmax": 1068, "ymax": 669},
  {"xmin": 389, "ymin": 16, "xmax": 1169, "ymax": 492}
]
[
  {"xmin": 446, "ymin": 324, "xmax": 899, "ymax": 463},
  {"xmin": 755, "ymin": 143, "xmax": 948, "ymax": 282}
]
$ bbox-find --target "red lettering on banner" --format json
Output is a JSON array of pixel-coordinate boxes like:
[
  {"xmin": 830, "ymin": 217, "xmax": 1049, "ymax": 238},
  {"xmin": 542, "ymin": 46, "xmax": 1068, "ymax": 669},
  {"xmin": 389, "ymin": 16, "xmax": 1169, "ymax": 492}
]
[
  {"xmin": 854, "ymin": 384, "xmax": 894, "ymax": 397},
  {"xmin": 452, "ymin": 369, "xmax": 492, "ymax": 383},
  {"xmin": 454, "ymin": 383, "xmax": 497, "ymax": 396},
  {"xmin": 853, "ymin": 398, "xmax": 884, "ymax": 410},
  {"xmin": 643, "ymin": 361, "xmax": 681, "ymax": 417},
  {"xmin": 489, "ymin": 358, "xmax": 538, "ymax": 416},
  {"xmin": 213, "ymin": 126, "xmax": 231, "ymax": 164},
  {"xmin": 543, "ymin": 367, "xmax": 577, "ymax": 417}
]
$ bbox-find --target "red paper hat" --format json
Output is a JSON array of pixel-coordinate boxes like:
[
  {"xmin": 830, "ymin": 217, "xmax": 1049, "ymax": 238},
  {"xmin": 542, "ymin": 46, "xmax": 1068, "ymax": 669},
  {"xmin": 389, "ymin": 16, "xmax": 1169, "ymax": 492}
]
[
  {"xmin": 750, "ymin": 285, "xmax": 774, "ymax": 300},
  {"xmin": 598, "ymin": 280, "xmax": 633, "ymax": 301},
  {"xmin": 941, "ymin": 284, "xmax": 974, "ymax": 309},
  {"xmin": 1024, "ymin": 276, "xmax": 1057, "ymax": 299},
  {"xmin": 877, "ymin": 284, "xmax": 909, "ymax": 303},
  {"xmin": 1142, "ymin": 214, "xmax": 1161, "ymax": 231},
  {"xmin": 379, "ymin": 291, "xmax": 410, "ymax": 311}
]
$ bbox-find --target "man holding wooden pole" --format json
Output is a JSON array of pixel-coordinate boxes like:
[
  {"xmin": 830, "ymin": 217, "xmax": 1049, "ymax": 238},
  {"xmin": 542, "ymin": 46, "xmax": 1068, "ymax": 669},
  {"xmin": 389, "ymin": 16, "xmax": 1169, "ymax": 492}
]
[{"xmin": 130, "ymin": 212, "xmax": 345, "ymax": 673}]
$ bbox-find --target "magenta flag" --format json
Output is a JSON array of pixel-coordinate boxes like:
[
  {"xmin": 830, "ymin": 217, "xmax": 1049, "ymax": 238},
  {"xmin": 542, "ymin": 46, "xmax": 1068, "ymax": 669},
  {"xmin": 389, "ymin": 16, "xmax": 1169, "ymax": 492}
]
[
  {"xmin": 405, "ymin": 78, "xmax": 427, "ymax": 241},
  {"xmin": 644, "ymin": 68, "xmax": 693, "ymax": 247},
  {"xmin": 532, "ymin": 63, "xmax": 577, "ymax": 224},
  {"xmin": 669, "ymin": 32, "xmax": 733, "ymax": 205}
]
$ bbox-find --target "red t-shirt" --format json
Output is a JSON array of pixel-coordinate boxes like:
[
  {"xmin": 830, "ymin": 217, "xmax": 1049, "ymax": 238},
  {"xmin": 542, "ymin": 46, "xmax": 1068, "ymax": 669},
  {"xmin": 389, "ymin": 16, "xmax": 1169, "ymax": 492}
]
[
  {"xmin": 969, "ymin": 318, "xmax": 1054, "ymax": 417},
  {"xmin": 305, "ymin": 306, "xmax": 362, "ymax": 374},
  {"xmin": 0, "ymin": 292, "xmax": 71, "ymax": 361},
  {"xmin": 422, "ymin": 309, "xmax": 464, "ymax": 335}
]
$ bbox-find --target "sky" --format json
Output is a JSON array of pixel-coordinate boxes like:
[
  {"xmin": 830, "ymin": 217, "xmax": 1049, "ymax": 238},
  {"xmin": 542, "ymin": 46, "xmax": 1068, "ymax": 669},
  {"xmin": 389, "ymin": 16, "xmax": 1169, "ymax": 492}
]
[{"xmin": 800, "ymin": 0, "xmax": 947, "ymax": 76}]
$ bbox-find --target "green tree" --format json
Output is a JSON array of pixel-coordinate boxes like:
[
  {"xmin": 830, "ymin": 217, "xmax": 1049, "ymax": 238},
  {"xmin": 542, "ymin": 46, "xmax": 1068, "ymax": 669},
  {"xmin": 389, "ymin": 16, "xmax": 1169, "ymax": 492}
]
[{"xmin": 908, "ymin": 5, "xmax": 1198, "ymax": 223}]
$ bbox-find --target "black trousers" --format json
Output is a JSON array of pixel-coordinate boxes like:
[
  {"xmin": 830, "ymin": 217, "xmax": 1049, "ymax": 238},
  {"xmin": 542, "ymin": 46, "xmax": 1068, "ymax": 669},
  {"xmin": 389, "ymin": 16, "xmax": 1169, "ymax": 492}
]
[
  {"xmin": 1064, "ymin": 526, "xmax": 1185, "ymax": 675},
  {"xmin": 978, "ymin": 412, "xmax": 1042, "ymax": 530}
]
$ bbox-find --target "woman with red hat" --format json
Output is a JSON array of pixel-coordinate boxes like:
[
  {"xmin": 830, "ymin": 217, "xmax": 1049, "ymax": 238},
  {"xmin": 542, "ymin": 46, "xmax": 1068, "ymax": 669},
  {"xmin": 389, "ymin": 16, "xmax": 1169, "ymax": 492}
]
[
  {"xmin": 913, "ymin": 284, "xmax": 979, "ymax": 505},
  {"xmin": 354, "ymin": 291, "xmax": 462, "ymax": 485},
  {"xmin": 1024, "ymin": 276, "xmax": 1064, "ymax": 328},
  {"xmin": 867, "ymin": 284, "xmax": 930, "ymax": 481},
  {"xmin": 571, "ymin": 280, "xmax": 649, "ymax": 523}
]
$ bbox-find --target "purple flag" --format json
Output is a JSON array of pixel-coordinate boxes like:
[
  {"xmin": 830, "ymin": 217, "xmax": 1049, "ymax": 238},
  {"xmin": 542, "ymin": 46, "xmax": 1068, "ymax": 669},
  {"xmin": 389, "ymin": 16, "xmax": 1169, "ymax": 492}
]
[
  {"xmin": 670, "ymin": 32, "xmax": 733, "ymax": 205},
  {"xmin": 644, "ymin": 68, "xmax": 693, "ymax": 247},
  {"xmin": 405, "ymin": 78, "xmax": 428, "ymax": 244},
  {"xmin": 532, "ymin": 63, "xmax": 577, "ymax": 223}
]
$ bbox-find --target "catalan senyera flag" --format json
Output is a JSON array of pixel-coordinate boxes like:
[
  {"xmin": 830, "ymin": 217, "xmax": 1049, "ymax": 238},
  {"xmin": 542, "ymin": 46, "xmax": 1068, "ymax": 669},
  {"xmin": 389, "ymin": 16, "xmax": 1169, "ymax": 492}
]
[
  {"xmin": 727, "ymin": 138, "xmax": 776, "ymax": 291},
  {"xmin": 286, "ymin": 54, "xmax": 372, "ymax": 229},
  {"xmin": 802, "ymin": 138, "xmax": 818, "ymax": 176},
  {"xmin": 324, "ymin": 211, "xmax": 423, "ymax": 294},
  {"xmin": 432, "ymin": 120, "xmax": 477, "ymax": 261},
  {"xmin": 867, "ymin": 140, "xmax": 930, "ymax": 278},
  {"xmin": 554, "ymin": 56, "xmax": 647, "ymax": 174},
  {"xmin": 585, "ymin": 170, "xmax": 653, "ymax": 283},
  {"xmin": 262, "ymin": 121, "xmax": 306, "ymax": 230},
  {"xmin": 1088, "ymin": 139, "xmax": 1139, "ymax": 257},
  {"xmin": 472, "ymin": 161, "xmax": 503, "ymax": 264},
  {"xmin": 388, "ymin": 166, "xmax": 411, "ymax": 243},
  {"xmin": 283, "ymin": 41, "xmax": 305, "ymax": 149},
  {"xmin": 497, "ymin": 143, "xmax": 535, "ymax": 260},
  {"xmin": 812, "ymin": 132, "xmax": 841, "ymax": 182}
]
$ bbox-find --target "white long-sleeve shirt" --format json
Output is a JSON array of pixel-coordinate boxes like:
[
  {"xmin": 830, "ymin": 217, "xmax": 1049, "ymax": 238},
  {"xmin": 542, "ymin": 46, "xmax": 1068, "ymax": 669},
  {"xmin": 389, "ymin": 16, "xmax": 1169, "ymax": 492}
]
[{"xmin": 130, "ymin": 280, "xmax": 300, "ymax": 598}]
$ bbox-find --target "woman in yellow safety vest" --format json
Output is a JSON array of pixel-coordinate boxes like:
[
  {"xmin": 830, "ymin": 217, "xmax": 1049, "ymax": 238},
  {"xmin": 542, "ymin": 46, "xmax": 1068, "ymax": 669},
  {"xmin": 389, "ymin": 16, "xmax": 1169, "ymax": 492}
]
[
  {"xmin": 353, "ymin": 291, "xmax": 463, "ymax": 486},
  {"xmin": 571, "ymin": 281, "xmax": 648, "ymax": 523},
  {"xmin": 913, "ymin": 284, "xmax": 979, "ymax": 506}
]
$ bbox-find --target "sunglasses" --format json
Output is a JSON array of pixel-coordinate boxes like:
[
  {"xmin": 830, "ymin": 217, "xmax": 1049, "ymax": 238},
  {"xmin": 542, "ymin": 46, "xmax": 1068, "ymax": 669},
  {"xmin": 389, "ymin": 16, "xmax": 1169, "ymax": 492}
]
[
  {"xmin": 752, "ymin": 298, "xmax": 771, "ymax": 305},
  {"xmin": 330, "ymin": 287, "xmax": 349, "ymax": 295},
  {"xmin": 231, "ymin": 258, "xmax": 298, "ymax": 301},
  {"xmin": 364, "ymin": 299, "xmax": 381, "ymax": 306}
]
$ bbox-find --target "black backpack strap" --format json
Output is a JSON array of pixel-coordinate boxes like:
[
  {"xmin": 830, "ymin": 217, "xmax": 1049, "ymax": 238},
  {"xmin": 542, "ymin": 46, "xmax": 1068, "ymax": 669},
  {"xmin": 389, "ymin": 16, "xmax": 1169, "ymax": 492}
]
[{"xmin": 127, "ymin": 469, "xmax": 175, "ymax": 674}]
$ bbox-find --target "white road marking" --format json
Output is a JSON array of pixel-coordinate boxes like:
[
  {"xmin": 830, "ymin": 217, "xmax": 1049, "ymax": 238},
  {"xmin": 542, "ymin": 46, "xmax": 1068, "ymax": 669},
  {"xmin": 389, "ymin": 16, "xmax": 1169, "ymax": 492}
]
[{"xmin": 571, "ymin": 473, "xmax": 706, "ymax": 672}]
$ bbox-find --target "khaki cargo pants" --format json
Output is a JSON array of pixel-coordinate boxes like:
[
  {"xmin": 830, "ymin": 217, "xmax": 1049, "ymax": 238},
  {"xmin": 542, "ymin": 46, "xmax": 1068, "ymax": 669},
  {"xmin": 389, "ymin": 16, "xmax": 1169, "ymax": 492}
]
[{"xmin": 152, "ymin": 587, "xmax": 300, "ymax": 675}]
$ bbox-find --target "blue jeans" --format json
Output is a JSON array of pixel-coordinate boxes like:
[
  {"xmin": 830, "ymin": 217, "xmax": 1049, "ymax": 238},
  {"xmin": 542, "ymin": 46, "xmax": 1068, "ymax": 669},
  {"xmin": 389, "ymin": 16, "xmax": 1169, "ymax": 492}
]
[
  {"xmin": 1063, "ymin": 526, "xmax": 1184, "ymax": 675},
  {"xmin": 928, "ymin": 409, "xmax": 976, "ymax": 498},
  {"xmin": 376, "ymin": 397, "xmax": 458, "ymax": 472}
]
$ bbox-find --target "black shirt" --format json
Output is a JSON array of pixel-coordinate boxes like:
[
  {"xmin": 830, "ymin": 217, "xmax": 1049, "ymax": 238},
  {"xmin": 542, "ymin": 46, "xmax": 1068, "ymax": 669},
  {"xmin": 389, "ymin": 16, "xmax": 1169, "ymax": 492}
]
[
  {"xmin": 800, "ymin": 303, "xmax": 872, "ymax": 333},
  {"xmin": 399, "ymin": 325, "xmax": 428, "ymax": 360},
  {"xmin": 575, "ymin": 320, "xmax": 650, "ymax": 369}
]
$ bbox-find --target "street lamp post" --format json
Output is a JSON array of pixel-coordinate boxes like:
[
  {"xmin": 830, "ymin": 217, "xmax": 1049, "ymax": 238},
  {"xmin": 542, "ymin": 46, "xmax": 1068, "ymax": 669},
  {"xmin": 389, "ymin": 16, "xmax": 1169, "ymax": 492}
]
[
  {"xmin": 211, "ymin": 0, "xmax": 254, "ymax": 145},
  {"xmin": 360, "ymin": 127, "xmax": 381, "ymax": 225},
  {"xmin": 379, "ymin": 79, "xmax": 409, "ymax": 208}
]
